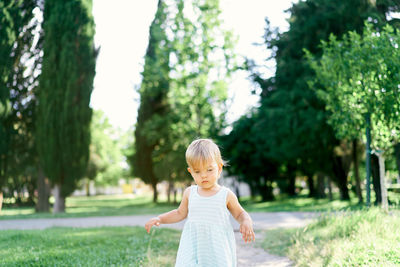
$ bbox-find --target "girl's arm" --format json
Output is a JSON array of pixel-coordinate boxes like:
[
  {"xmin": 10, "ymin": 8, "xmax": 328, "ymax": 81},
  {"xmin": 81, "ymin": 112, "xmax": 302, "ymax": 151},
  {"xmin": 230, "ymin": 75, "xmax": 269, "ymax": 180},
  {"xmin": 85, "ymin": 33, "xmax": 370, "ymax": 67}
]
[
  {"xmin": 145, "ymin": 187, "xmax": 190, "ymax": 233},
  {"xmin": 226, "ymin": 190, "xmax": 255, "ymax": 243}
]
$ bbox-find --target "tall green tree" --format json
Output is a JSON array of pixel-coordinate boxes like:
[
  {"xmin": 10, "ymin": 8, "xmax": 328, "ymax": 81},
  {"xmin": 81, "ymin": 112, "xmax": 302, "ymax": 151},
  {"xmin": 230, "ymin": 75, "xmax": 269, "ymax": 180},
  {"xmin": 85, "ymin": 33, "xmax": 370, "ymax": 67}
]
[
  {"xmin": 36, "ymin": 0, "xmax": 96, "ymax": 213},
  {"xmin": 247, "ymin": 0, "xmax": 400, "ymax": 200},
  {"xmin": 133, "ymin": 0, "xmax": 236, "ymax": 202},
  {"xmin": 0, "ymin": 0, "xmax": 41, "ymax": 210},
  {"xmin": 222, "ymin": 111, "xmax": 278, "ymax": 201},
  {"xmin": 133, "ymin": 0, "xmax": 171, "ymax": 203},
  {"xmin": 308, "ymin": 22, "xmax": 400, "ymax": 208},
  {"xmin": 160, "ymin": 0, "xmax": 237, "ymax": 189}
]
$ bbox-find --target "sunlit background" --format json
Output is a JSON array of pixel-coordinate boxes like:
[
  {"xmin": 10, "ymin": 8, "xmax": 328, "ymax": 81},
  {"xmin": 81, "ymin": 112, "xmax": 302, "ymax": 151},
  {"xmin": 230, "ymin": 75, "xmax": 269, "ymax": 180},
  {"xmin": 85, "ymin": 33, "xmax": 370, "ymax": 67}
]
[{"xmin": 90, "ymin": 0, "xmax": 294, "ymax": 131}]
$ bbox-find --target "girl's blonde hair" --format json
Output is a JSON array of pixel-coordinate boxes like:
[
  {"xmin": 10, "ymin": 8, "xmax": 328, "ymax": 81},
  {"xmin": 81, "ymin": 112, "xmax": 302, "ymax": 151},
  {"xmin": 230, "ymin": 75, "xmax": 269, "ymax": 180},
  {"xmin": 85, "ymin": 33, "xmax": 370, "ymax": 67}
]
[{"xmin": 185, "ymin": 139, "xmax": 225, "ymax": 169}]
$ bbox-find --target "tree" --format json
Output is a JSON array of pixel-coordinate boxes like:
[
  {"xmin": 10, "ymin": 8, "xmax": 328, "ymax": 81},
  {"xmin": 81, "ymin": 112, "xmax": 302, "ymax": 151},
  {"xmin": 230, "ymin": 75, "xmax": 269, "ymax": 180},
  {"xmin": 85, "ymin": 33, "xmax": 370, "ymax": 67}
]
[
  {"xmin": 133, "ymin": 0, "xmax": 236, "ymax": 202},
  {"xmin": 308, "ymin": 22, "xmax": 400, "ymax": 209},
  {"xmin": 133, "ymin": 0, "xmax": 171, "ymax": 203},
  {"xmin": 161, "ymin": 0, "xmax": 237, "ymax": 191},
  {"xmin": 222, "ymin": 111, "xmax": 277, "ymax": 201},
  {"xmin": 0, "ymin": 0, "xmax": 41, "ymax": 211},
  {"xmin": 36, "ymin": 0, "xmax": 97, "ymax": 213},
  {"xmin": 247, "ymin": 0, "xmax": 400, "ymax": 200},
  {"xmin": 87, "ymin": 110, "xmax": 127, "ymax": 193}
]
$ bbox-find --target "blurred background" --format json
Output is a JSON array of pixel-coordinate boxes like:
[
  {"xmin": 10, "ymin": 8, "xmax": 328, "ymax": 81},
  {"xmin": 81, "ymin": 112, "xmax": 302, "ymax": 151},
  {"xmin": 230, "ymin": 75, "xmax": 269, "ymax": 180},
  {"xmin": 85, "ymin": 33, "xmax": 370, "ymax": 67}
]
[{"xmin": 1, "ymin": 0, "xmax": 400, "ymax": 215}]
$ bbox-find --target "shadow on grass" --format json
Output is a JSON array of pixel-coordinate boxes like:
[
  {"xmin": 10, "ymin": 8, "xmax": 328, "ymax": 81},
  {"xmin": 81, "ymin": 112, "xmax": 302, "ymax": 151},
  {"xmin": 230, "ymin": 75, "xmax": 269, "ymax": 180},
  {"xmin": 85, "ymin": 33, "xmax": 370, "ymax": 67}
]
[
  {"xmin": 241, "ymin": 193, "xmax": 366, "ymax": 212},
  {"xmin": 2, "ymin": 191, "xmax": 399, "ymax": 220}
]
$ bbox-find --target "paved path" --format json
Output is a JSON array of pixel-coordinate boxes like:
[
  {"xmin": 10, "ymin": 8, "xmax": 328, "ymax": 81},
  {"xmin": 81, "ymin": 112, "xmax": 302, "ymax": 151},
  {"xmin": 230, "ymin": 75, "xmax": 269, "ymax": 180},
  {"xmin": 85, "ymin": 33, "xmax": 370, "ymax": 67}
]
[
  {"xmin": 0, "ymin": 212, "xmax": 317, "ymax": 266},
  {"xmin": 0, "ymin": 212, "xmax": 315, "ymax": 230}
]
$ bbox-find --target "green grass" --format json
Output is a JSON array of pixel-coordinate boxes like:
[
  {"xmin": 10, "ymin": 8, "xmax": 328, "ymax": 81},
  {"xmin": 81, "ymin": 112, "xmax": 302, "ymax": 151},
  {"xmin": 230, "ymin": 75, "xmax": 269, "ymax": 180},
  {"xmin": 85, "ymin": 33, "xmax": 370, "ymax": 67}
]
[
  {"xmin": 260, "ymin": 208, "xmax": 400, "ymax": 266},
  {"xmin": 0, "ymin": 226, "xmax": 180, "ymax": 267},
  {"xmin": 2, "ymin": 190, "xmax": 399, "ymax": 220},
  {"xmin": 242, "ymin": 191, "xmax": 400, "ymax": 212},
  {"xmin": 1, "ymin": 194, "xmax": 179, "ymax": 220},
  {"xmin": 258, "ymin": 228, "xmax": 299, "ymax": 257},
  {"xmin": 242, "ymin": 194, "xmax": 363, "ymax": 212}
]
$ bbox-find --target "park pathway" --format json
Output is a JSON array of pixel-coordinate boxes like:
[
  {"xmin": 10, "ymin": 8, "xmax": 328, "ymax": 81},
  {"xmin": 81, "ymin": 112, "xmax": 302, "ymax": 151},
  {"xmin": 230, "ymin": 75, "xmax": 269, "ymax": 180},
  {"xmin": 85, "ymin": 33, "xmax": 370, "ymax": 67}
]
[{"xmin": 0, "ymin": 212, "xmax": 316, "ymax": 266}]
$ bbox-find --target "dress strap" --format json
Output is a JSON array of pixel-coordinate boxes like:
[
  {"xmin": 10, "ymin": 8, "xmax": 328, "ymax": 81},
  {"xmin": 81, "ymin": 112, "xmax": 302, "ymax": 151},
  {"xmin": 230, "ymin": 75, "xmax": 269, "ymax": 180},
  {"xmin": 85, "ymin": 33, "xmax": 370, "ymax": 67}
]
[
  {"xmin": 189, "ymin": 185, "xmax": 197, "ymax": 199},
  {"xmin": 221, "ymin": 186, "xmax": 229, "ymax": 203},
  {"xmin": 191, "ymin": 185, "xmax": 197, "ymax": 194}
]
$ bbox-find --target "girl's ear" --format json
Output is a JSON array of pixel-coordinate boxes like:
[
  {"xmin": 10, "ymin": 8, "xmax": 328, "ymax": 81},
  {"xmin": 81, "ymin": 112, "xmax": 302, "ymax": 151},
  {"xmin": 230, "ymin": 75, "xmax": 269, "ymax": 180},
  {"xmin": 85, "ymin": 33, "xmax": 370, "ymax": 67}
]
[
  {"xmin": 187, "ymin": 167, "xmax": 191, "ymax": 173},
  {"xmin": 218, "ymin": 163, "xmax": 223, "ymax": 174}
]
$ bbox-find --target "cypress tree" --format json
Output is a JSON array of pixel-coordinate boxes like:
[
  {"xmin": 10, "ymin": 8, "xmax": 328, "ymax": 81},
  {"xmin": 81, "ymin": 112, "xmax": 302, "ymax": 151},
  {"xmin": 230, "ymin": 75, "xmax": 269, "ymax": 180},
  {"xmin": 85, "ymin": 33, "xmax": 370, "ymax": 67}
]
[
  {"xmin": 0, "ymin": 0, "xmax": 39, "ymax": 210},
  {"xmin": 36, "ymin": 0, "xmax": 96, "ymax": 213},
  {"xmin": 134, "ymin": 0, "xmax": 170, "ymax": 203},
  {"xmin": 132, "ymin": 0, "xmax": 236, "ymax": 202}
]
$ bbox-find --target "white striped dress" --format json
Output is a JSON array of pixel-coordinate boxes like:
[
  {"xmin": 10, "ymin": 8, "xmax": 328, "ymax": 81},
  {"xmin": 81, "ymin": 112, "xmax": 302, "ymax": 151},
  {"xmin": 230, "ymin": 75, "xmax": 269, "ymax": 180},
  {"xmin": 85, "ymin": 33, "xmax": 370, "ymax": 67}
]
[{"xmin": 175, "ymin": 185, "xmax": 236, "ymax": 267}]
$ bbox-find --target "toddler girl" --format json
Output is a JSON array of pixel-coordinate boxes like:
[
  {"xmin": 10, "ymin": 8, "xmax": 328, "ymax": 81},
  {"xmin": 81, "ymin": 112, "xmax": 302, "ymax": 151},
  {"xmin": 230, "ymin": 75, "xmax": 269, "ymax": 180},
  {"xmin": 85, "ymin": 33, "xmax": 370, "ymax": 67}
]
[{"xmin": 145, "ymin": 138, "xmax": 255, "ymax": 267}]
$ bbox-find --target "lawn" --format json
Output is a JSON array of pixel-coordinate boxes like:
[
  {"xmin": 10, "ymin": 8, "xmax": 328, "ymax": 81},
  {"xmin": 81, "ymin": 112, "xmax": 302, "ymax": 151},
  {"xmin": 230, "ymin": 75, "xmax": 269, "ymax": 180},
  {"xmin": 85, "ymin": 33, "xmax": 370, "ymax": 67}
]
[
  {"xmin": 0, "ymin": 226, "xmax": 180, "ymax": 267},
  {"xmin": 1, "ymin": 190, "xmax": 399, "ymax": 220},
  {"xmin": 2, "ymin": 192, "xmax": 400, "ymax": 266},
  {"xmin": 1, "ymin": 194, "xmax": 179, "ymax": 220},
  {"xmin": 260, "ymin": 208, "xmax": 400, "ymax": 266},
  {"xmin": 242, "ymin": 190, "xmax": 400, "ymax": 212}
]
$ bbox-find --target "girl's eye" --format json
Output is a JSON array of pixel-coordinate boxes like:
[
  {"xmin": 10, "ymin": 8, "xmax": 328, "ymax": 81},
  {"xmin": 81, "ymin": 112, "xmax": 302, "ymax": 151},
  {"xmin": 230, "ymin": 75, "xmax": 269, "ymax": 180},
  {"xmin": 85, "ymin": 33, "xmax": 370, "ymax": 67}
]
[{"xmin": 208, "ymin": 169, "xmax": 213, "ymax": 172}]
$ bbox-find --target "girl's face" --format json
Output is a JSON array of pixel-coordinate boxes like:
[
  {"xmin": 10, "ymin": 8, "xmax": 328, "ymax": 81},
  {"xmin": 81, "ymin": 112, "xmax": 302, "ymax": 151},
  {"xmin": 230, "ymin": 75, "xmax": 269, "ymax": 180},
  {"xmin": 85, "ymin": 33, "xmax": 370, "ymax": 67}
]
[{"xmin": 188, "ymin": 160, "xmax": 222, "ymax": 190}]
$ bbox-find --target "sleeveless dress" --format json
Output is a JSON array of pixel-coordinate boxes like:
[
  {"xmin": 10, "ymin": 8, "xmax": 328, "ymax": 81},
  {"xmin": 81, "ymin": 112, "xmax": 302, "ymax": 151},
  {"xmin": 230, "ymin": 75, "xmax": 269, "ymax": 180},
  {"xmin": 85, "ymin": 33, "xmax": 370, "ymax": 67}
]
[{"xmin": 175, "ymin": 185, "xmax": 236, "ymax": 267}]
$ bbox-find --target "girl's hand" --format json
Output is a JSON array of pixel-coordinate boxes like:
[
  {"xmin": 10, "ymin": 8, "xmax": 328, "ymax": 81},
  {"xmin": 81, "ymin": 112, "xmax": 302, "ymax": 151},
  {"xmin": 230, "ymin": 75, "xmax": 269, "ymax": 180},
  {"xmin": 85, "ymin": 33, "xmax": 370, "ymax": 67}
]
[
  {"xmin": 145, "ymin": 217, "xmax": 161, "ymax": 234},
  {"xmin": 239, "ymin": 219, "xmax": 255, "ymax": 243}
]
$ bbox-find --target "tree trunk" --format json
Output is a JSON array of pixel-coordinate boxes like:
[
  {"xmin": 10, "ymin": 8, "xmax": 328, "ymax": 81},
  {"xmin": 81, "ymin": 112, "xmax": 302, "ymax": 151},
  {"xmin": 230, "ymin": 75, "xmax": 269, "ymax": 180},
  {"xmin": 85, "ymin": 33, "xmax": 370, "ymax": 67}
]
[
  {"xmin": 36, "ymin": 167, "xmax": 50, "ymax": 212},
  {"xmin": 173, "ymin": 188, "xmax": 177, "ymax": 204},
  {"xmin": 260, "ymin": 186, "xmax": 274, "ymax": 201},
  {"xmin": 0, "ymin": 191, "xmax": 3, "ymax": 212},
  {"xmin": 316, "ymin": 173, "xmax": 326, "ymax": 199},
  {"xmin": 376, "ymin": 152, "xmax": 388, "ymax": 212},
  {"xmin": 287, "ymin": 164, "xmax": 296, "ymax": 196},
  {"xmin": 394, "ymin": 143, "xmax": 400, "ymax": 183},
  {"xmin": 306, "ymin": 174, "xmax": 316, "ymax": 198},
  {"xmin": 85, "ymin": 179, "xmax": 90, "ymax": 197},
  {"xmin": 233, "ymin": 178, "xmax": 241, "ymax": 199},
  {"xmin": 248, "ymin": 179, "xmax": 257, "ymax": 199},
  {"xmin": 260, "ymin": 176, "xmax": 274, "ymax": 201},
  {"xmin": 352, "ymin": 139, "xmax": 363, "ymax": 204},
  {"xmin": 332, "ymin": 156, "xmax": 350, "ymax": 200},
  {"xmin": 371, "ymin": 153, "xmax": 382, "ymax": 205},
  {"xmin": 327, "ymin": 176, "xmax": 333, "ymax": 201},
  {"xmin": 27, "ymin": 176, "xmax": 36, "ymax": 205},
  {"xmin": 152, "ymin": 182, "xmax": 158, "ymax": 203},
  {"xmin": 365, "ymin": 113, "xmax": 372, "ymax": 206},
  {"xmin": 53, "ymin": 184, "xmax": 66, "ymax": 213},
  {"xmin": 167, "ymin": 181, "xmax": 173, "ymax": 203}
]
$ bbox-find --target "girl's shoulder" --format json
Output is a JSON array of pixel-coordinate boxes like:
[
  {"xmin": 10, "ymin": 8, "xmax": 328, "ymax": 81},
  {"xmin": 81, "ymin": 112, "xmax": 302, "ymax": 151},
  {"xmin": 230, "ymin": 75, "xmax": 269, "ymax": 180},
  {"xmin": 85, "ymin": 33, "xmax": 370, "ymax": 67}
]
[
  {"xmin": 222, "ymin": 186, "xmax": 234, "ymax": 195},
  {"xmin": 182, "ymin": 185, "xmax": 196, "ymax": 200},
  {"xmin": 224, "ymin": 187, "xmax": 238, "ymax": 203}
]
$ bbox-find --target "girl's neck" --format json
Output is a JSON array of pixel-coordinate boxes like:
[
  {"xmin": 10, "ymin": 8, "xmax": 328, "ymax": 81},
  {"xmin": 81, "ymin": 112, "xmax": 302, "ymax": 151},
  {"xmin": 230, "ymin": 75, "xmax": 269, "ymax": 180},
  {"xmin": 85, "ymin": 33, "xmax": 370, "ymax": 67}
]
[{"xmin": 197, "ymin": 184, "xmax": 221, "ymax": 196}]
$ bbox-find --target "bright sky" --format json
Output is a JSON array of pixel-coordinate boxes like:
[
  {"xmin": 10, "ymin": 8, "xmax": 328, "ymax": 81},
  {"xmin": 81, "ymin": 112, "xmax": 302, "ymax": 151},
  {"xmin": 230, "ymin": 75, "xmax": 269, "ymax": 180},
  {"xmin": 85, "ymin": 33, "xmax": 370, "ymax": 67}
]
[{"xmin": 90, "ymin": 0, "xmax": 295, "ymax": 131}]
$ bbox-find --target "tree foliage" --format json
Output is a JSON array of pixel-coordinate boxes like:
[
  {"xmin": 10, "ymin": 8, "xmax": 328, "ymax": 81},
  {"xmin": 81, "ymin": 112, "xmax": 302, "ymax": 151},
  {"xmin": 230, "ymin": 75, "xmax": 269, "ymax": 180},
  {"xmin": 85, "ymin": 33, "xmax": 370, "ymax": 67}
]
[
  {"xmin": 0, "ymin": 0, "xmax": 41, "ymax": 201},
  {"xmin": 307, "ymin": 22, "xmax": 400, "ymax": 150},
  {"xmin": 133, "ymin": 0, "xmax": 236, "ymax": 202},
  {"xmin": 88, "ymin": 110, "xmax": 127, "ymax": 187},
  {"xmin": 157, "ymin": 0, "xmax": 237, "ymax": 189},
  {"xmin": 133, "ymin": 0, "xmax": 171, "ymax": 203},
  {"xmin": 227, "ymin": 0, "xmax": 400, "ymax": 200},
  {"xmin": 308, "ymin": 22, "xmax": 400, "ymax": 207},
  {"xmin": 36, "ymin": 0, "xmax": 96, "ymax": 211}
]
